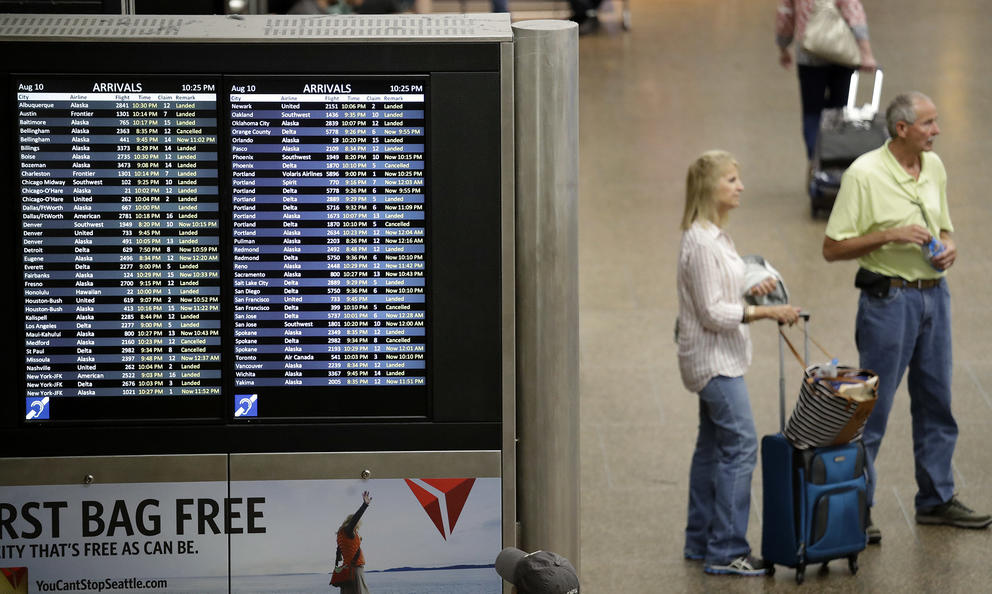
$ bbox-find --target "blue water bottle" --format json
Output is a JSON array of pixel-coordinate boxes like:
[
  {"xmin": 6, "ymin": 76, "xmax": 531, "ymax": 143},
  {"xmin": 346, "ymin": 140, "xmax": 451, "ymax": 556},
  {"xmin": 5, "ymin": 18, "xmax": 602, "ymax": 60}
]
[{"xmin": 924, "ymin": 237, "xmax": 945, "ymax": 270}]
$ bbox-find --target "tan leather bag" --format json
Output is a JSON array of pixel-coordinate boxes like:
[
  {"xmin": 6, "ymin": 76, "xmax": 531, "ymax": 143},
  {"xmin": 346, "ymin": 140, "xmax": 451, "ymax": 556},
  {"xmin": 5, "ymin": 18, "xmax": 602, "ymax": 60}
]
[{"xmin": 802, "ymin": 0, "xmax": 861, "ymax": 67}]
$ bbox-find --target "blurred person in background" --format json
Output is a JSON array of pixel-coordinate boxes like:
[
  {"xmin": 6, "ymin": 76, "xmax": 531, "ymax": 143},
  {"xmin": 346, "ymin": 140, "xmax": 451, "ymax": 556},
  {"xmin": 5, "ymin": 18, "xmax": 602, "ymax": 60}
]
[{"xmin": 775, "ymin": 0, "xmax": 877, "ymax": 161}]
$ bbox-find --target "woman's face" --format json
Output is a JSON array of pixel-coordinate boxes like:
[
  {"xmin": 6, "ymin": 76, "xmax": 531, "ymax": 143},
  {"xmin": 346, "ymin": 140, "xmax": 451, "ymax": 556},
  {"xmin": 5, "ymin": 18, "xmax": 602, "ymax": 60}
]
[{"xmin": 714, "ymin": 165, "xmax": 744, "ymax": 215}]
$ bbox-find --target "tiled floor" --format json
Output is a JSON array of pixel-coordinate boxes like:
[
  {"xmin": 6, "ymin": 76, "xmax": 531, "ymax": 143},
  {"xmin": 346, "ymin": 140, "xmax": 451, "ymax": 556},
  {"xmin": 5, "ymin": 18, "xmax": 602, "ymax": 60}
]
[{"xmin": 574, "ymin": 0, "xmax": 992, "ymax": 590}]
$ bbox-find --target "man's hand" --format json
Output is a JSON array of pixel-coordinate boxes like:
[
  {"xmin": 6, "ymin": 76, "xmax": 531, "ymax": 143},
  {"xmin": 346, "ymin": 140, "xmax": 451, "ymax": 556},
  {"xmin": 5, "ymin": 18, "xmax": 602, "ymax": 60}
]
[
  {"xmin": 363, "ymin": 491, "xmax": 372, "ymax": 505},
  {"xmin": 931, "ymin": 236, "xmax": 957, "ymax": 270},
  {"xmin": 885, "ymin": 224, "xmax": 931, "ymax": 245}
]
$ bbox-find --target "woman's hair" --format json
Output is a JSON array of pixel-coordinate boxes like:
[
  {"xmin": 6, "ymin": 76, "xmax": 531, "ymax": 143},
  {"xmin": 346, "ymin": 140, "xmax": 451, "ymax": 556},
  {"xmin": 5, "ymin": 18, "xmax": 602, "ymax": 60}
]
[{"xmin": 680, "ymin": 150, "xmax": 739, "ymax": 230}]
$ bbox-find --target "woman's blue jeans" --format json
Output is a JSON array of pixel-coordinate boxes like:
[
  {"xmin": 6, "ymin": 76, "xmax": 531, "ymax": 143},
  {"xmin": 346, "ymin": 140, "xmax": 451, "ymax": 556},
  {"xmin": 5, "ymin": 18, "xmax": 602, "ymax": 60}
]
[{"xmin": 685, "ymin": 375, "xmax": 758, "ymax": 565}]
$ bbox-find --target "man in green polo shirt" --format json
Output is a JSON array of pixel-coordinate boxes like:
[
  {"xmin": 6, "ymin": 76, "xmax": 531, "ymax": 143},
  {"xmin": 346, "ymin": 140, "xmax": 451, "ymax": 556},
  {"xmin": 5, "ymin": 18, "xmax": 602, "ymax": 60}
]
[{"xmin": 822, "ymin": 92, "xmax": 991, "ymax": 543}]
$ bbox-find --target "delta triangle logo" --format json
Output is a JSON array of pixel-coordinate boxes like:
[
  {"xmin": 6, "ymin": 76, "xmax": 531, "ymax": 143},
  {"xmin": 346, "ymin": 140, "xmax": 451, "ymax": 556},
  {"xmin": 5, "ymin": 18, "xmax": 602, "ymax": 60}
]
[
  {"xmin": 404, "ymin": 478, "xmax": 476, "ymax": 540},
  {"xmin": 0, "ymin": 567, "xmax": 27, "ymax": 594}
]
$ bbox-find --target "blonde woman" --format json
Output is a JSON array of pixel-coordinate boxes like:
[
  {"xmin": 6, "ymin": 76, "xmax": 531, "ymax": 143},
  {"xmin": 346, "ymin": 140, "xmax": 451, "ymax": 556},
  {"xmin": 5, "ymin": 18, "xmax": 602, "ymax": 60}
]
[
  {"xmin": 334, "ymin": 491, "xmax": 372, "ymax": 593},
  {"xmin": 677, "ymin": 150, "xmax": 800, "ymax": 576}
]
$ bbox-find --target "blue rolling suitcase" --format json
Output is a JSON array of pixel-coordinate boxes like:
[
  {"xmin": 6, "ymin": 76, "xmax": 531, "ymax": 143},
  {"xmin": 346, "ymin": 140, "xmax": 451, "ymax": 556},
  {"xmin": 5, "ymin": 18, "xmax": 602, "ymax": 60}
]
[{"xmin": 761, "ymin": 315, "xmax": 867, "ymax": 584}]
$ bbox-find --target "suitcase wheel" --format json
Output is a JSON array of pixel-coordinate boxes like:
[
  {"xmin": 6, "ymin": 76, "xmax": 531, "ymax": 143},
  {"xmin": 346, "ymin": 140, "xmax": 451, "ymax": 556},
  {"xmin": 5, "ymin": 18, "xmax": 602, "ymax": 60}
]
[
  {"xmin": 848, "ymin": 554, "xmax": 859, "ymax": 575},
  {"xmin": 796, "ymin": 563, "xmax": 805, "ymax": 585},
  {"xmin": 766, "ymin": 564, "xmax": 775, "ymax": 576}
]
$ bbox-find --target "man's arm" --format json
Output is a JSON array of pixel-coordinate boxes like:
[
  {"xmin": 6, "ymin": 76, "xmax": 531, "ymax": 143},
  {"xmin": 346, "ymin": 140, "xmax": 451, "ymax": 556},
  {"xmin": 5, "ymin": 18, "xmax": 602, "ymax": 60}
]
[{"xmin": 822, "ymin": 225, "xmax": 931, "ymax": 261}]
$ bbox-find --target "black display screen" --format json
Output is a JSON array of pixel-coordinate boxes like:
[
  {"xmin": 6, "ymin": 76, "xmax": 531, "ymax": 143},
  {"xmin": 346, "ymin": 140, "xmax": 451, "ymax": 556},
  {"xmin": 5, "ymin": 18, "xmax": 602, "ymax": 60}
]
[
  {"xmin": 18, "ymin": 76, "xmax": 223, "ymax": 421},
  {"xmin": 16, "ymin": 74, "xmax": 430, "ymax": 423},
  {"xmin": 227, "ymin": 76, "xmax": 429, "ymax": 420}
]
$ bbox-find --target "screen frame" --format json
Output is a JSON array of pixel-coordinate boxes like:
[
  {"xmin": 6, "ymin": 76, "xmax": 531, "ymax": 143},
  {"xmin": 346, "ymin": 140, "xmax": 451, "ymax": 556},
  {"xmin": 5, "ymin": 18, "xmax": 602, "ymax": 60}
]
[{"xmin": 1, "ymin": 40, "xmax": 504, "ymax": 456}]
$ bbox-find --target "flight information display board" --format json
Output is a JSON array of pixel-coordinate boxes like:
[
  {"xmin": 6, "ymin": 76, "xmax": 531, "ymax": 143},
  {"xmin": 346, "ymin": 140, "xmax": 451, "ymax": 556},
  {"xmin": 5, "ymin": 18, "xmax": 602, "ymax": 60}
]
[
  {"xmin": 229, "ymin": 77, "xmax": 428, "ymax": 394},
  {"xmin": 0, "ymin": 23, "xmax": 507, "ymax": 455},
  {"xmin": 15, "ymin": 74, "xmax": 432, "ymax": 423},
  {"xmin": 18, "ymin": 76, "xmax": 222, "ymax": 421}
]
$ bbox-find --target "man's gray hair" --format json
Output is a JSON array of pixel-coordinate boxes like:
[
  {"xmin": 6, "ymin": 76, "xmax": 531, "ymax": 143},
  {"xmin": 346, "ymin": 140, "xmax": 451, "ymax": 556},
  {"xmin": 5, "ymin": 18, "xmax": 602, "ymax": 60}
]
[{"xmin": 886, "ymin": 91, "xmax": 933, "ymax": 137}]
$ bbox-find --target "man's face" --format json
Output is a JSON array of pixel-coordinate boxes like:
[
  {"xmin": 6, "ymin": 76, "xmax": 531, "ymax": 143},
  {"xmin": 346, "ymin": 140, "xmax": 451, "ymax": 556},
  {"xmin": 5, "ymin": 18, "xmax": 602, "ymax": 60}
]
[{"xmin": 901, "ymin": 98, "xmax": 940, "ymax": 153}]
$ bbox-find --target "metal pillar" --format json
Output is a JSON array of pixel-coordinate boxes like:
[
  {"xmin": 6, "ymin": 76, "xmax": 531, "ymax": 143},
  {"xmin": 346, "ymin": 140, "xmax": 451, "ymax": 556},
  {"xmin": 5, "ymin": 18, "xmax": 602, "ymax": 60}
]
[{"xmin": 512, "ymin": 19, "xmax": 580, "ymax": 571}]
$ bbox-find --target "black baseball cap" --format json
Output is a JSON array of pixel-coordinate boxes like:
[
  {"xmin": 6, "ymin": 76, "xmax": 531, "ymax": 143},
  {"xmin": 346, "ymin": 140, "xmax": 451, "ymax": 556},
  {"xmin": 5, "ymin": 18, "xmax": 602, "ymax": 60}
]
[{"xmin": 495, "ymin": 547, "xmax": 580, "ymax": 594}]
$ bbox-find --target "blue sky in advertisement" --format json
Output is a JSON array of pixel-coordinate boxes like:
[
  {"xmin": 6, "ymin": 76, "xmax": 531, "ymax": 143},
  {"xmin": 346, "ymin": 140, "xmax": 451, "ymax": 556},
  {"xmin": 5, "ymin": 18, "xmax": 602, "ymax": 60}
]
[{"xmin": 230, "ymin": 477, "xmax": 502, "ymax": 576}]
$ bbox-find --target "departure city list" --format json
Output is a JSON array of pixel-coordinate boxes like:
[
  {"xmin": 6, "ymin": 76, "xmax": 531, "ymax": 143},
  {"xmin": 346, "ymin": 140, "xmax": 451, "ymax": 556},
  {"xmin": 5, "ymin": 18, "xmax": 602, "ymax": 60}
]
[
  {"xmin": 19, "ymin": 77, "xmax": 222, "ymax": 400},
  {"xmin": 229, "ymin": 77, "xmax": 428, "ymax": 388}
]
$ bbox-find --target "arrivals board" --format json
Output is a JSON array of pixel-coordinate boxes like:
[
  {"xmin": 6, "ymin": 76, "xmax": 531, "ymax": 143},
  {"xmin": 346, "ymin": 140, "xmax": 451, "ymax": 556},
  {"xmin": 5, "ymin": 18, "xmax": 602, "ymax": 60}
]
[
  {"xmin": 228, "ymin": 77, "xmax": 428, "ymax": 391},
  {"xmin": 18, "ymin": 76, "xmax": 222, "ymax": 421},
  {"xmin": 15, "ymin": 74, "xmax": 430, "ymax": 423}
]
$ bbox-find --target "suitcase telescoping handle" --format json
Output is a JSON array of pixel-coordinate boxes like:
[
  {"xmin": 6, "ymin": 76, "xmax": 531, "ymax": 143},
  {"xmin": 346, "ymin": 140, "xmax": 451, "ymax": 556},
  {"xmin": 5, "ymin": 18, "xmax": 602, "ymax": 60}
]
[
  {"xmin": 778, "ymin": 311, "xmax": 811, "ymax": 432},
  {"xmin": 845, "ymin": 68, "xmax": 883, "ymax": 121}
]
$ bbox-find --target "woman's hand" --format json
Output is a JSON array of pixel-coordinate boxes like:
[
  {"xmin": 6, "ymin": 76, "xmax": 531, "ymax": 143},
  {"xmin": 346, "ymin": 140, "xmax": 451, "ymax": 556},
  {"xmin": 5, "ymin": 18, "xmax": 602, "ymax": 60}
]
[
  {"xmin": 857, "ymin": 39, "xmax": 877, "ymax": 72},
  {"xmin": 779, "ymin": 47, "xmax": 793, "ymax": 69},
  {"xmin": 747, "ymin": 276, "xmax": 778, "ymax": 297},
  {"xmin": 756, "ymin": 305, "xmax": 802, "ymax": 325},
  {"xmin": 363, "ymin": 491, "xmax": 372, "ymax": 505}
]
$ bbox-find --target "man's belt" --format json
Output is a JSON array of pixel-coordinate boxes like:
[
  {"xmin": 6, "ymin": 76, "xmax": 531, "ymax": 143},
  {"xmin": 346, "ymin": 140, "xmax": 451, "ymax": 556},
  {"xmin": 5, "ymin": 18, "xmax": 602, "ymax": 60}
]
[{"xmin": 889, "ymin": 277, "xmax": 942, "ymax": 289}]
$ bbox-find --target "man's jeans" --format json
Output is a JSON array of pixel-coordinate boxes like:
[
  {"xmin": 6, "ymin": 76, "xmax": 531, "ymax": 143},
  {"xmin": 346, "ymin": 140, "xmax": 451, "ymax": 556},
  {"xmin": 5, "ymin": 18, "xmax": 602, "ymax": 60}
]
[
  {"xmin": 685, "ymin": 375, "xmax": 758, "ymax": 565},
  {"xmin": 857, "ymin": 281, "xmax": 957, "ymax": 510}
]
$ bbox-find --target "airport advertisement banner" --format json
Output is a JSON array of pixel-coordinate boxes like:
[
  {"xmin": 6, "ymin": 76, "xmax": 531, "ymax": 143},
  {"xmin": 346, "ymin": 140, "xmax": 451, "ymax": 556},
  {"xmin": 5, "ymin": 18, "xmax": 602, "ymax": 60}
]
[
  {"xmin": 230, "ymin": 478, "xmax": 502, "ymax": 593},
  {"xmin": 1, "ymin": 477, "xmax": 501, "ymax": 593},
  {"xmin": 0, "ymin": 480, "xmax": 231, "ymax": 593}
]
